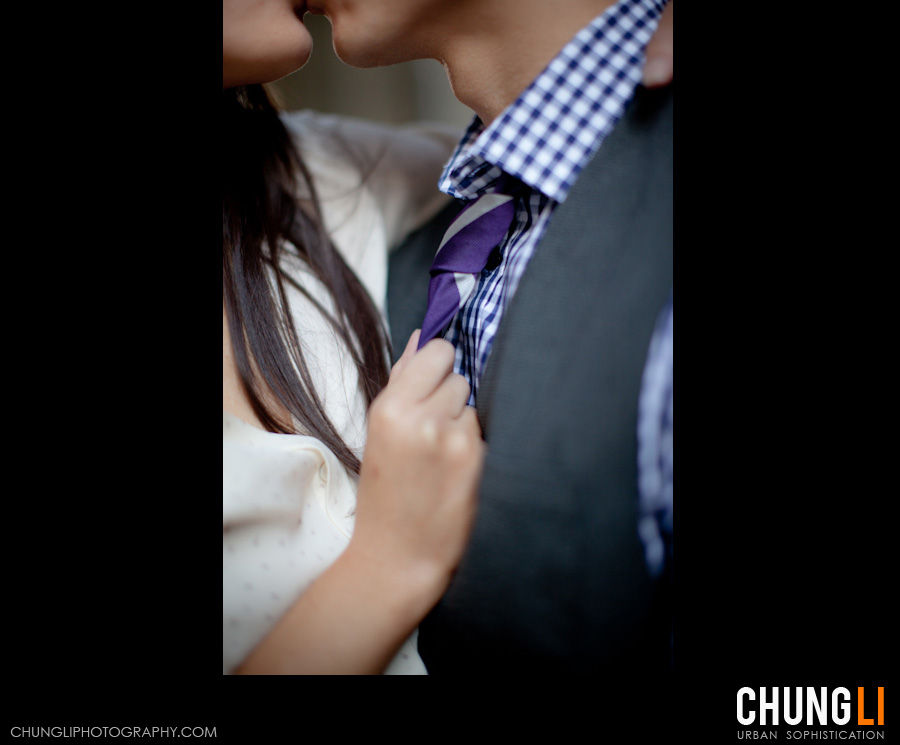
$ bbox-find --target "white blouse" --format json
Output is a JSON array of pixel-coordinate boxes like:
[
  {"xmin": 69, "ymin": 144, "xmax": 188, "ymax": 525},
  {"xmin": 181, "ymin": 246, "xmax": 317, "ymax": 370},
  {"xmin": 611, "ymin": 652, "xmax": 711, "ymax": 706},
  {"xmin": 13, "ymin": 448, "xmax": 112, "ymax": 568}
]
[{"xmin": 223, "ymin": 111, "xmax": 458, "ymax": 674}]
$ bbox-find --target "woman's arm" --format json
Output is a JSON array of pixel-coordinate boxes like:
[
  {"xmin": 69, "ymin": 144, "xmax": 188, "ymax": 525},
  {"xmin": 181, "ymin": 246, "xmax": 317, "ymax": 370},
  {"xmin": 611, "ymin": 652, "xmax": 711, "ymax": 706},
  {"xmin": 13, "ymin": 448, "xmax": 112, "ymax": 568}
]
[
  {"xmin": 234, "ymin": 531, "xmax": 446, "ymax": 675},
  {"xmin": 236, "ymin": 332, "xmax": 484, "ymax": 674}
]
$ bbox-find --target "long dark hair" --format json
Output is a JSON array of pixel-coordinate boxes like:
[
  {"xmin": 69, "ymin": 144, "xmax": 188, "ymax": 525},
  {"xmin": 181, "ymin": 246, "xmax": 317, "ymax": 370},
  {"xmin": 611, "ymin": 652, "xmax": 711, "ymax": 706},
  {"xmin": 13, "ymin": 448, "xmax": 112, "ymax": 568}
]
[{"xmin": 222, "ymin": 84, "xmax": 391, "ymax": 475}]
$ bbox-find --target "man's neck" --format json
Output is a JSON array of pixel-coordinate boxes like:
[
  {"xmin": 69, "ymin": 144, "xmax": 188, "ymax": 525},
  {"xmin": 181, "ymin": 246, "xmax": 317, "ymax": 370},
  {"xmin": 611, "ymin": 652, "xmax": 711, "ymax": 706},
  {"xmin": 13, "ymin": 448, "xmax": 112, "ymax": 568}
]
[{"xmin": 436, "ymin": 0, "xmax": 616, "ymax": 126}]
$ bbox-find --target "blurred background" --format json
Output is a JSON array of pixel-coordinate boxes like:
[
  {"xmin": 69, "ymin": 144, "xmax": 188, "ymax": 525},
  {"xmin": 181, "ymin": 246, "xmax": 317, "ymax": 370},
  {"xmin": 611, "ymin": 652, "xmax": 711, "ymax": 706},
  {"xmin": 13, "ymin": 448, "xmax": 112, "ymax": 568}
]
[{"xmin": 268, "ymin": 14, "xmax": 472, "ymax": 128}]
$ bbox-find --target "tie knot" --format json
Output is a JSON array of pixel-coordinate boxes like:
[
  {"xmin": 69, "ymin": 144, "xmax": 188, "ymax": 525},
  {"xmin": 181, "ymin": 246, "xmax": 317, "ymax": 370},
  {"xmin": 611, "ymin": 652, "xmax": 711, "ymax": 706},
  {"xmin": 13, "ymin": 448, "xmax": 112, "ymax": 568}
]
[
  {"xmin": 429, "ymin": 192, "xmax": 517, "ymax": 275},
  {"xmin": 492, "ymin": 172, "xmax": 527, "ymax": 198}
]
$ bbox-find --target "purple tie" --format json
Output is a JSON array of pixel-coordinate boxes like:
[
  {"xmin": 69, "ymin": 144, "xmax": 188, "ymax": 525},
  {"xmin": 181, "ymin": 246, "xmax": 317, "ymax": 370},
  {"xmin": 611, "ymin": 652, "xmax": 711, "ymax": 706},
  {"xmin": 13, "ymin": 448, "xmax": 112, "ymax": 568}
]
[{"xmin": 417, "ymin": 192, "xmax": 517, "ymax": 349}]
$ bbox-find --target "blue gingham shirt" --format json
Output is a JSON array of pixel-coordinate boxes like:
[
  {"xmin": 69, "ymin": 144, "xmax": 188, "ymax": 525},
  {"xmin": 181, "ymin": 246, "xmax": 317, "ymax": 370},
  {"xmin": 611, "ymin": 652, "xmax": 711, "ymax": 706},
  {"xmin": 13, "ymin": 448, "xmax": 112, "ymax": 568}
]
[
  {"xmin": 440, "ymin": 0, "xmax": 667, "ymax": 404},
  {"xmin": 438, "ymin": 0, "xmax": 672, "ymax": 582}
]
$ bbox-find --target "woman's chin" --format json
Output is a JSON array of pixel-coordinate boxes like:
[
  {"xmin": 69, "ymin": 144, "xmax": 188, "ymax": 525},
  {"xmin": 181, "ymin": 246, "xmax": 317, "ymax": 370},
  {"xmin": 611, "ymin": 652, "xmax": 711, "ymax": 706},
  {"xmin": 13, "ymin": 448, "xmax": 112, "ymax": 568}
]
[
  {"xmin": 331, "ymin": 33, "xmax": 385, "ymax": 69},
  {"xmin": 224, "ymin": 45, "xmax": 313, "ymax": 88}
]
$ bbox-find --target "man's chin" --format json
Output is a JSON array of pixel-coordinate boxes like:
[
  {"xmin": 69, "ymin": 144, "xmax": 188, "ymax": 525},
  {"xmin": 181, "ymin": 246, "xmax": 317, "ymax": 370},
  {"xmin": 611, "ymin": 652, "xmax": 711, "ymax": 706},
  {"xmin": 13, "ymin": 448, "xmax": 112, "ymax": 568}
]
[{"xmin": 331, "ymin": 32, "xmax": 408, "ymax": 69}]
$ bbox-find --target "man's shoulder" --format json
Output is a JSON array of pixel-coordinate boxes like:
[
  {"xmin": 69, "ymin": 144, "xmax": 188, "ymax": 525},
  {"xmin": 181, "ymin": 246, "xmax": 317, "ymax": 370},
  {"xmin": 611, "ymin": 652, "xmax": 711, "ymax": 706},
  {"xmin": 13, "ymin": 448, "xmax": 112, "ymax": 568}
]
[{"xmin": 567, "ymin": 83, "xmax": 673, "ymax": 202}]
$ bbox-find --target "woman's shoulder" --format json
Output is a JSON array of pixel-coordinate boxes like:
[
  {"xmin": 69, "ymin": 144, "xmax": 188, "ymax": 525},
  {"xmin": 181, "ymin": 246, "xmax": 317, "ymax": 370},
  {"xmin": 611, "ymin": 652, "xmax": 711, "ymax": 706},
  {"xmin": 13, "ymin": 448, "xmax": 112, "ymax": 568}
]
[
  {"xmin": 280, "ymin": 109, "xmax": 461, "ymax": 252},
  {"xmin": 280, "ymin": 109, "xmax": 458, "ymax": 204},
  {"xmin": 280, "ymin": 109, "xmax": 460, "ymax": 171}
]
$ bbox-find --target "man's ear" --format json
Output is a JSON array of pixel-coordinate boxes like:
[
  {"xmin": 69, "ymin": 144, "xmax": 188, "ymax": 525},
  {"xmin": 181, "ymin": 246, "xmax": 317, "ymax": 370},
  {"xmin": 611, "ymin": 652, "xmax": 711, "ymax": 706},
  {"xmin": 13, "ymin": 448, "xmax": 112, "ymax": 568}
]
[{"xmin": 643, "ymin": 1, "xmax": 673, "ymax": 87}]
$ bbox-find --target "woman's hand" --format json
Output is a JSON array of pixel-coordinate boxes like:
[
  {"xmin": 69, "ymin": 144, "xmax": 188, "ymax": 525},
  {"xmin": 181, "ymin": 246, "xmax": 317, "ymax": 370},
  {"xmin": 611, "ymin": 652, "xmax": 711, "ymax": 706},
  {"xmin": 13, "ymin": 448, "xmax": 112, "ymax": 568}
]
[
  {"xmin": 351, "ymin": 330, "xmax": 485, "ymax": 609},
  {"xmin": 643, "ymin": 1, "xmax": 674, "ymax": 88},
  {"xmin": 236, "ymin": 331, "xmax": 484, "ymax": 674}
]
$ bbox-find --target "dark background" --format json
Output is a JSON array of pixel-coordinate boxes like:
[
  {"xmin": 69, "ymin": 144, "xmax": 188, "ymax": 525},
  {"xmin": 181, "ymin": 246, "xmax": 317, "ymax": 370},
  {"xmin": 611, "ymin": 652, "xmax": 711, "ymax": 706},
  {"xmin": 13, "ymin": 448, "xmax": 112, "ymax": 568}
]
[{"xmin": 3, "ymin": 2, "xmax": 891, "ymax": 739}]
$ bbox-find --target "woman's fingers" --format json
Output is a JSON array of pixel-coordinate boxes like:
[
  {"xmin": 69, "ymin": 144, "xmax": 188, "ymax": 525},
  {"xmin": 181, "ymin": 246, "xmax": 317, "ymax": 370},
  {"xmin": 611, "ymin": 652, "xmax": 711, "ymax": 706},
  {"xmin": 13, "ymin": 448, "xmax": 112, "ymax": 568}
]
[
  {"xmin": 390, "ymin": 329, "xmax": 421, "ymax": 380},
  {"xmin": 389, "ymin": 338, "xmax": 456, "ymax": 402},
  {"xmin": 428, "ymin": 373, "xmax": 472, "ymax": 418}
]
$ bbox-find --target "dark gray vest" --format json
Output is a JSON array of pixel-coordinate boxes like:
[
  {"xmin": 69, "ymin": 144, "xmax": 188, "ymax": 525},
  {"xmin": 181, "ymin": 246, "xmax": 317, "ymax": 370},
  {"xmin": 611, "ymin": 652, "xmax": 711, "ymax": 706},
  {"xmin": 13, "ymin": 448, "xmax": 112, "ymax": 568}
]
[{"xmin": 388, "ymin": 85, "xmax": 673, "ymax": 674}]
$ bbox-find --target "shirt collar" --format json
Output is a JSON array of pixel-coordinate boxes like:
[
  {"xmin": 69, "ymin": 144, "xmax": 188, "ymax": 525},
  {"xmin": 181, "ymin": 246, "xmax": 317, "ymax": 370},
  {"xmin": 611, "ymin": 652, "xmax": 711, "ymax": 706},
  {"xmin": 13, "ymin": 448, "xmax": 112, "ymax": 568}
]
[{"xmin": 439, "ymin": 0, "xmax": 667, "ymax": 204}]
